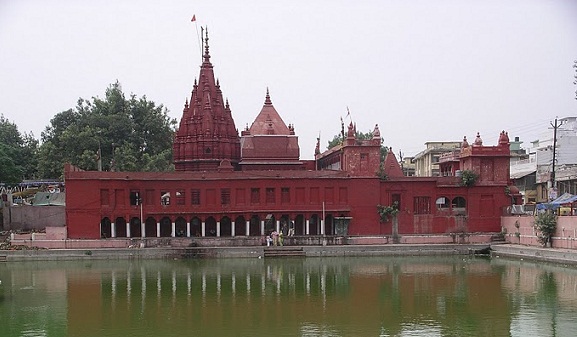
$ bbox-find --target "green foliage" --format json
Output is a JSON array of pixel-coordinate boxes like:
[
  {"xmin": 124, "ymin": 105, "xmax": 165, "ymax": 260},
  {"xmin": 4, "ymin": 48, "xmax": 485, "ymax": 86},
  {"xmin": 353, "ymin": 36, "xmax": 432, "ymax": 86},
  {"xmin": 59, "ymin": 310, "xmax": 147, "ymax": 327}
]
[
  {"xmin": 533, "ymin": 212, "xmax": 557, "ymax": 246},
  {"xmin": 377, "ymin": 202, "xmax": 399, "ymax": 222},
  {"xmin": 460, "ymin": 170, "xmax": 478, "ymax": 187},
  {"xmin": 37, "ymin": 82, "xmax": 177, "ymax": 178},
  {"xmin": 376, "ymin": 163, "xmax": 388, "ymax": 181},
  {"xmin": 0, "ymin": 115, "xmax": 39, "ymax": 184},
  {"xmin": 327, "ymin": 130, "xmax": 387, "ymax": 162},
  {"xmin": 327, "ymin": 130, "xmax": 374, "ymax": 149}
]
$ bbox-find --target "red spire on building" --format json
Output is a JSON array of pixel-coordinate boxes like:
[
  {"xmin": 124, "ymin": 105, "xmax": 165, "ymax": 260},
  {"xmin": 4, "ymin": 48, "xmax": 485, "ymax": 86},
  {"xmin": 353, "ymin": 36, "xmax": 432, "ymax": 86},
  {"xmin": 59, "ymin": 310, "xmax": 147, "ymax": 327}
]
[
  {"xmin": 383, "ymin": 147, "xmax": 404, "ymax": 178},
  {"xmin": 173, "ymin": 29, "xmax": 241, "ymax": 171},
  {"xmin": 239, "ymin": 88, "xmax": 301, "ymax": 170}
]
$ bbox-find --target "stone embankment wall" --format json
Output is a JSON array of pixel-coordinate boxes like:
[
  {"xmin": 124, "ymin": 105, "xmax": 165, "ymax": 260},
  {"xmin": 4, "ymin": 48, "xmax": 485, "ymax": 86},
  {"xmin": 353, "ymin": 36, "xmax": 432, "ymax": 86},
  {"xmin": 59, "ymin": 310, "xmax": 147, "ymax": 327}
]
[
  {"xmin": 501, "ymin": 215, "xmax": 577, "ymax": 249},
  {"xmin": 7, "ymin": 226, "xmax": 498, "ymax": 250}
]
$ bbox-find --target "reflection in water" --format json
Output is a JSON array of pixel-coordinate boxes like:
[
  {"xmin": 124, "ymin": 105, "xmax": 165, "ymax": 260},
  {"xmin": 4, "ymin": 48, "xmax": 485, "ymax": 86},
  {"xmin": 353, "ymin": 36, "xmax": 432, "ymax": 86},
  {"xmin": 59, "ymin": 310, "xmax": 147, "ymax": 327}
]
[{"xmin": 1, "ymin": 256, "xmax": 577, "ymax": 336}]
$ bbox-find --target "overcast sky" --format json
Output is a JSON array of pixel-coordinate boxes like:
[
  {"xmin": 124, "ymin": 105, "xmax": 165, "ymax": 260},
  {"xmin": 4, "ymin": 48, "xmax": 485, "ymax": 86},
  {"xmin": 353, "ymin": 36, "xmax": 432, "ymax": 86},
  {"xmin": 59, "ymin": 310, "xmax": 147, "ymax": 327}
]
[{"xmin": 1, "ymin": 0, "xmax": 576, "ymax": 159}]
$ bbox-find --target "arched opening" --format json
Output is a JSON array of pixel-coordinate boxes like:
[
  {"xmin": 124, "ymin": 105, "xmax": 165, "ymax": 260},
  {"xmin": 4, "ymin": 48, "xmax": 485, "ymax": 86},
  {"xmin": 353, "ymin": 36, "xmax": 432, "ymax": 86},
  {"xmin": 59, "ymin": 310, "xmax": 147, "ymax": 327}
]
[
  {"xmin": 324, "ymin": 214, "xmax": 334, "ymax": 235},
  {"xmin": 235, "ymin": 215, "xmax": 246, "ymax": 236},
  {"xmin": 205, "ymin": 216, "xmax": 217, "ymax": 236},
  {"xmin": 452, "ymin": 196, "xmax": 467, "ymax": 216},
  {"xmin": 101, "ymin": 217, "xmax": 112, "ymax": 238},
  {"xmin": 160, "ymin": 217, "xmax": 172, "ymax": 237},
  {"xmin": 436, "ymin": 196, "xmax": 450, "ymax": 213},
  {"xmin": 265, "ymin": 214, "xmax": 276, "ymax": 233},
  {"xmin": 175, "ymin": 217, "xmax": 187, "ymax": 237},
  {"xmin": 280, "ymin": 214, "xmax": 290, "ymax": 235},
  {"xmin": 191, "ymin": 217, "xmax": 201, "ymax": 237},
  {"xmin": 309, "ymin": 214, "xmax": 319, "ymax": 235},
  {"xmin": 145, "ymin": 217, "xmax": 157, "ymax": 237},
  {"xmin": 129, "ymin": 217, "xmax": 141, "ymax": 238},
  {"xmin": 295, "ymin": 214, "xmax": 305, "ymax": 235},
  {"xmin": 220, "ymin": 216, "xmax": 232, "ymax": 237},
  {"xmin": 249, "ymin": 215, "xmax": 261, "ymax": 236},
  {"xmin": 115, "ymin": 217, "xmax": 127, "ymax": 237}
]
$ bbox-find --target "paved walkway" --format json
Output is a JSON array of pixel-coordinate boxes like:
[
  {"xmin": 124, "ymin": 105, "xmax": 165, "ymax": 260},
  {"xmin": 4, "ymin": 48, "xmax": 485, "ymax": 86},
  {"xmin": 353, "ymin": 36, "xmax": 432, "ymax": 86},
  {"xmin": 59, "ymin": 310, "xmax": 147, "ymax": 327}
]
[
  {"xmin": 3, "ymin": 243, "xmax": 577, "ymax": 264},
  {"xmin": 0, "ymin": 243, "xmax": 491, "ymax": 262},
  {"xmin": 491, "ymin": 243, "xmax": 577, "ymax": 265}
]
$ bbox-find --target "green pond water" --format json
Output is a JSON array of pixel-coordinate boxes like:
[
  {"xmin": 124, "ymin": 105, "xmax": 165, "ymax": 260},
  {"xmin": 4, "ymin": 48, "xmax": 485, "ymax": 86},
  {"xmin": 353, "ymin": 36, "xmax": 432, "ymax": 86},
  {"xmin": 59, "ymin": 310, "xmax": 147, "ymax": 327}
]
[{"xmin": 1, "ymin": 255, "xmax": 576, "ymax": 337}]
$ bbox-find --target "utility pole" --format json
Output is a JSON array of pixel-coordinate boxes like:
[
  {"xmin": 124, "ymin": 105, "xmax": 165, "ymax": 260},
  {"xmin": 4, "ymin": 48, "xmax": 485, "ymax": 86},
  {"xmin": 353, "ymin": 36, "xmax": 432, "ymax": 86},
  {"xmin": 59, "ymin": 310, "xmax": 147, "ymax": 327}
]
[{"xmin": 550, "ymin": 117, "xmax": 565, "ymax": 199}]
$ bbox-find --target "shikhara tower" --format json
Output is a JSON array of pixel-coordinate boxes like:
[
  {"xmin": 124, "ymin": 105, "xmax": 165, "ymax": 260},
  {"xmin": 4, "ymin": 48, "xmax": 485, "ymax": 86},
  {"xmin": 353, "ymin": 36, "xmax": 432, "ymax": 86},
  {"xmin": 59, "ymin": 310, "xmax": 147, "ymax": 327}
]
[{"xmin": 173, "ymin": 29, "xmax": 241, "ymax": 171}]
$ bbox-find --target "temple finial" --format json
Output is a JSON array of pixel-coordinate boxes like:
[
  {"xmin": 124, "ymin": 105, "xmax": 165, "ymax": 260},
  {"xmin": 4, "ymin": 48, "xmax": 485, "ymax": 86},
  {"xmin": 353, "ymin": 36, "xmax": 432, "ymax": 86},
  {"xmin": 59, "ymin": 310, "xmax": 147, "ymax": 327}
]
[
  {"xmin": 264, "ymin": 87, "xmax": 272, "ymax": 105},
  {"xmin": 203, "ymin": 26, "xmax": 211, "ymax": 62}
]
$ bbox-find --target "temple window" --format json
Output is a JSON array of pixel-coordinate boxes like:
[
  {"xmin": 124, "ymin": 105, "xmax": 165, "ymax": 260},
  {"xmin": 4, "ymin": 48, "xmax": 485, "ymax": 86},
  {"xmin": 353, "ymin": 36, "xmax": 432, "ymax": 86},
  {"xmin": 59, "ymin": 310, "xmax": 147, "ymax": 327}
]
[
  {"xmin": 251, "ymin": 188, "xmax": 260, "ymax": 204},
  {"xmin": 191, "ymin": 189, "xmax": 201, "ymax": 205},
  {"xmin": 452, "ymin": 196, "xmax": 467, "ymax": 215},
  {"xmin": 160, "ymin": 191, "xmax": 170, "ymax": 205},
  {"xmin": 266, "ymin": 188, "xmax": 275, "ymax": 204},
  {"xmin": 413, "ymin": 196, "xmax": 431, "ymax": 214},
  {"xmin": 100, "ymin": 189, "xmax": 110, "ymax": 206},
  {"xmin": 436, "ymin": 197, "xmax": 450, "ymax": 211},
  {"xmin": 221, "ymin": 188, "xmax": 231, "ymax": 205},
  {"xmin": 281, "ymin": 187, "xmax": 290, "ymax": 204},
  {"xmin": 392, "ymin": 193, "xmax": 401, "ymax": 209},
  {"xmin": 176, "ymin": 189, "xmax": 185, "ymax": 205},
  {"xmin": 129, "ymin": 190, "xmax": 141, "ymax": 206}
]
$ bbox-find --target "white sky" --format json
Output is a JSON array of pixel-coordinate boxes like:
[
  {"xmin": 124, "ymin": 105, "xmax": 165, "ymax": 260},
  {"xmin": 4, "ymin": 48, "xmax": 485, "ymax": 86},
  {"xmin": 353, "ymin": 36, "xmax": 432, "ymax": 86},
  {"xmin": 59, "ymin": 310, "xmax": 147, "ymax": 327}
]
[{"xmin": 1, "ymin": 0, "xmax": 576, "ymax": 159}]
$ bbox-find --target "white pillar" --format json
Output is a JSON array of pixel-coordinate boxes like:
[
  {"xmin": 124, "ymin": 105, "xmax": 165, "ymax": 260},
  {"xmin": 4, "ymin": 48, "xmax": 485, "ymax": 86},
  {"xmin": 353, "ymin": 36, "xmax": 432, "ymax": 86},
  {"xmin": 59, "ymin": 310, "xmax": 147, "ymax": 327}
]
[
  {"xmin": 111, "ymin": 222, "xmax": 116, "ymax": 238},
  {"xmin": 126, "ymin": 222, "xmax": 131, "ymax": 238},
  {"xmin": 186, "ymin": 221, "xmax": 191, "ymax": 237},
  {"xmin": 306, "ymin": 219, "xmax": 310, "ymax": 235},
  {"xmin": 246, "ymin": 220, "xmax": 250, "ymax": 236},
  {"xmin": 276, "ymin": 220, "xmax": 280, "ymax": 233},
  {"xmin": 171, "ymin": 222, "xmax": 176, "ymax": 237},
  {"xmin": 320, "ymin": 219, "xmax": 325, "ymax": 235},
  {"xmin": 156, "ymin": 222, "xmax": 160, "ymax": 238},
  {"xmin": 260, "ymin": 220, "xmax": 265, "ymax": 235},
  {"xmin": 201, "ymin": 221, "xmax": 206, "ymax": 237},
  {"xmin": 141, "ymin": 221, "xmax": 145, "ymax": 238},
  {"xmin": 216, "ymin": 221, "xmax": 221, "ymax": 237},
  {"xmin": 231, "ymin": 221, "xmax": 236, "ymax": 237}
]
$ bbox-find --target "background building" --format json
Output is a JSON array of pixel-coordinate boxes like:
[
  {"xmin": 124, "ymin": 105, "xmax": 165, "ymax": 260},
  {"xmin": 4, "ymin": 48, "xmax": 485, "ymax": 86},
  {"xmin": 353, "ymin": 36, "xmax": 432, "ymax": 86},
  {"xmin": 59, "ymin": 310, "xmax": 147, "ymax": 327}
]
[{"xmin": 412, "ymin": 141, "xmax": 462, "ymax": 177}]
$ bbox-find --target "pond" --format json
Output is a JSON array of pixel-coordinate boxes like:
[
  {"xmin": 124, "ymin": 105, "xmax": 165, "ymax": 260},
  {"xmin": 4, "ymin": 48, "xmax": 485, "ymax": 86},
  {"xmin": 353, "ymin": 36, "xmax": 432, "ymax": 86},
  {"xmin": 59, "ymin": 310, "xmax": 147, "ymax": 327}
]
[{"xmin": 1, "ymin": 255, "xmax": 576, "ymax": 336}]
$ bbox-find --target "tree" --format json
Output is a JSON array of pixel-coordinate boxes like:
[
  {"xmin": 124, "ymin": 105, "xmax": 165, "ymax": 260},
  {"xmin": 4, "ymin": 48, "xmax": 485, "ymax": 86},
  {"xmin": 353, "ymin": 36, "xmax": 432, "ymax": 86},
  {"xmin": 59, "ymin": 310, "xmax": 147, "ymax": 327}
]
[
  {"xmin": 0, "ymin": 115, "xmax": 39, "ymax": 184},
  {"xmin": 533, "ymin": 212, "xmax": 557, "ymax": 247},
  {"xmin": 37, "ymin": 82, "xmax": 177, "ymax": 178}
]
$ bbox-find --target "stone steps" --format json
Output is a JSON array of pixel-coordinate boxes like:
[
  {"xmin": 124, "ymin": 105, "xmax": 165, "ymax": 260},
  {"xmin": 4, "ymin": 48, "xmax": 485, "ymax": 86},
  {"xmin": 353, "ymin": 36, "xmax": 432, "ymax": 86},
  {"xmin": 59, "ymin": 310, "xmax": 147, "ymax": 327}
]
[{"xmin": 264, "ymin": 246, "xmax": 305, "ymax": 258}]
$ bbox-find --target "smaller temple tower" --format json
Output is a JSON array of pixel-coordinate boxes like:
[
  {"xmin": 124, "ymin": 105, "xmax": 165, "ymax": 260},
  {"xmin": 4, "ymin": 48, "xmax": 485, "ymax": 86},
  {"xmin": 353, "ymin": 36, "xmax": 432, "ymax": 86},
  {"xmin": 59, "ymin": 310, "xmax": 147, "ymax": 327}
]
[
  {"xmin": 173, "ymin": 29, "xmax": 241, "ymax": 171},
  {"xmin": 239, "ymin": 89, "xmax": 303, "ymax": 170},
  {"xmin": 316, "ymin": 122, "xmax": 383, "ymax": 177}
]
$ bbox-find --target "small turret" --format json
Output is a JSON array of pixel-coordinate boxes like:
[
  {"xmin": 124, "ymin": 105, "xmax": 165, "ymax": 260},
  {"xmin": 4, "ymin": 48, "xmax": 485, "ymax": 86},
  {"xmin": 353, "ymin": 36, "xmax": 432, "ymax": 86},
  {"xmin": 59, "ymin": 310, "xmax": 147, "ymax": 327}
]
[{"xmin": 473, "ymin": 132, "xmax": 483, "ymax": 146}]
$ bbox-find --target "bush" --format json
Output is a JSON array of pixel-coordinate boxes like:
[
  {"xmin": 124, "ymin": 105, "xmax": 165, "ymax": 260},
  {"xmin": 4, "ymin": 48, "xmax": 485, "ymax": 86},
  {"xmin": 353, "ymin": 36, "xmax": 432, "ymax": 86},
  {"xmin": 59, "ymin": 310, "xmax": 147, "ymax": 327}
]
[
  {"xmin": 377, "ymin": 202, "xmax": 399, "ymax": 222},
  {"xmin": 460, "ymin": 170, "xmax": 478, "ymax": 187},
  {"xmin": 533, "ymin": 213, "xmax": 557, "ymax": 247}
]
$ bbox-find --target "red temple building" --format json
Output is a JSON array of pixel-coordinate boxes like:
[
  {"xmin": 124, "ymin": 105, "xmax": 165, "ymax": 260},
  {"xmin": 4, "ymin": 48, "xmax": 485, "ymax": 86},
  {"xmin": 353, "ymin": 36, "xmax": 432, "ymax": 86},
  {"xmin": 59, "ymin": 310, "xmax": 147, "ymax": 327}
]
[{"xmin": 64, "ymin": 31, "xmax": 517, "ymax": 243}]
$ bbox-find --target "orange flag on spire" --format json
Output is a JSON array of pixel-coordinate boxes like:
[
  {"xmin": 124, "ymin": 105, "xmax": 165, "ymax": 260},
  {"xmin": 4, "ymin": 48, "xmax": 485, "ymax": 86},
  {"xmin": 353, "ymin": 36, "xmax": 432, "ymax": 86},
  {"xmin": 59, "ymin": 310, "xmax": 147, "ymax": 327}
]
[{"xmin": 191, "ymin": 15, "xmax": 196, "ymax": 22}]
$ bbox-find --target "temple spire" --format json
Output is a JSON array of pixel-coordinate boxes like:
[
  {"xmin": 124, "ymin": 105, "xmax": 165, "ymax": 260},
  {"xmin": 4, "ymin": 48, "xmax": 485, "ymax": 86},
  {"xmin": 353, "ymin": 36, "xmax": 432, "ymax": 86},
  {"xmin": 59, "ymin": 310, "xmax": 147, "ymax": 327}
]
[
  {"xmin": 173, "ymin": 30, "xmax": 240, "ymax": 171},
  {"xmin": 203, "ymin": 27, "xmax": 211, "ymax": 64}
]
